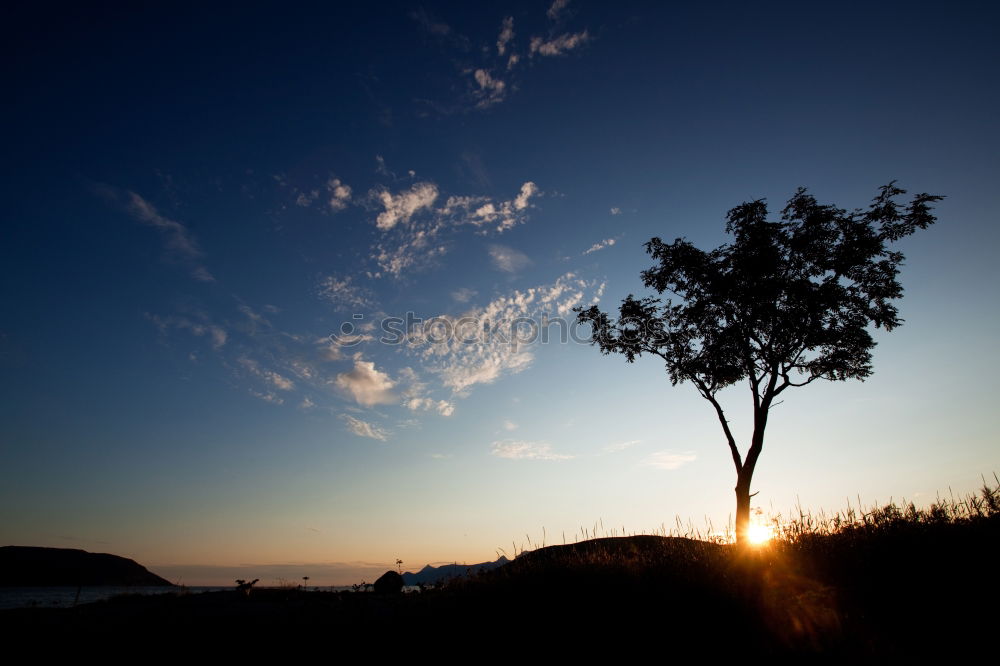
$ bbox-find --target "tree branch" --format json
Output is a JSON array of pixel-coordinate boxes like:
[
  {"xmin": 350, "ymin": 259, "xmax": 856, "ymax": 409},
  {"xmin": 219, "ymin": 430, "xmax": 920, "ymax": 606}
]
[{"xmin": 692, "ymin": 375, "xmax": 743, "ymax": 473}]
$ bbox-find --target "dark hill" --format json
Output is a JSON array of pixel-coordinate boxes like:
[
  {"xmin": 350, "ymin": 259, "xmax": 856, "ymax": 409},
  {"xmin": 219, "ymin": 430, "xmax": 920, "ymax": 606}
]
[
  {"xmin": 0, "ymin": 546, "xmax": 173, "ymax": 587},
  {"xmin": 401, "ymin": 555, "xmax": 509, "ymax": 585}
]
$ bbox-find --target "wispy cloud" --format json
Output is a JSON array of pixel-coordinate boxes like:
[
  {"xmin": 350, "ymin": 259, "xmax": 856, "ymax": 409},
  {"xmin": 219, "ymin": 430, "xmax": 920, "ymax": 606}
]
[
  {"xmin": 643, "ymin": 451, "xmax": 697, "ymax": 470},
  {"xmin": 529, "ymin": 30, "xmax": 590, "ymax": 57},
  {"xmin": 410, "ymin": 8, "xmax": 455, "ymax": 39},
  {"xmin": 371, "ymin": 182, "xmax": 439, "ymax": 231},
  {"xmin": 413, "ymin": 3, "xmax": 589, "ymax": 111},
  {"xmin": 547, "ymin": 0, "xmax": 571, "ymax": 21},
  {"xmin": 317, "ymin": 275, "xmax": 377, "ymax": 310},
  {"xmin": 491, "ymin": 440, "xmax": 573, "ymax": 460},
  {"xmin": 249, "ymin": 389, "xmax": 284, "ymax": 405},
  {"xmin": 147, "ymin": 313, "xmax": 227, "ymax": 349},
  {"xmin": 410, "ymin": 273, "xmax": 595, "ymax": 393},
  {"xmin": 610, "ymin": 207, "xmax": 622, "ymax": 216},
  {"xmin": 239, "ymin": 357, "xmax": 295, "ymax": 391},
  {"xmin": 371, "ymin": 181, "xmax": 539, "ymax": 277},
  {"xmin": 605, "ymin": 439, "xmax": 641, "ymax": 453},
  {"xmin": 440, "ymin": 181, "xmax": 539, "ymax": 233},
  {"xmin": 472, "ymin": 68, "xmax": 508, "ymax": 108},
  {"xmin": 398, "ymin": 366, "xmax": 456, "ymax": 417},
  {"xmin": 497, "ymin": 16, "xmax": 514, "ymax": 55},
  {"xmin": 451, "ymin": 287, "xmax": 478, "ymax": 303},
  {"xmin": 114, "ymin": 189, "xmax": 214, "ymax": 282},
  {"xmin": 404, "ymin": 397, "xmax": 456, "ymax": 416},
  {"xmin": 583, "ymin": 238, "xmax": 616, "ymax": 255},
  {"xmin": 489, "ymin": 244, "xmax": 531, "ymax": 273},
  {"xmin": 341, "ymin": 414, "xmax": 389, "ymax": 441},
  {"xmin": 327, "ymin": 177, "xmax": 353, "ymax": 211}
]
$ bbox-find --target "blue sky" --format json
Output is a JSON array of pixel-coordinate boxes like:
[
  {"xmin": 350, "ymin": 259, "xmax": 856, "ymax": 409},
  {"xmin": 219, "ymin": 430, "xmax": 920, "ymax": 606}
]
[{"xmin": 2, "ymin": 1, "xmax": 998, "ymax": 584}]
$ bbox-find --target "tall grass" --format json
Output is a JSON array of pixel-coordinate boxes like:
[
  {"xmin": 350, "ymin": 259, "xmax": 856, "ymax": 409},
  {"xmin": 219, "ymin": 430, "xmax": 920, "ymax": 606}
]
[{"xmin": 498, "ymin": 474, "xmax": 1000, "ymax": 558}]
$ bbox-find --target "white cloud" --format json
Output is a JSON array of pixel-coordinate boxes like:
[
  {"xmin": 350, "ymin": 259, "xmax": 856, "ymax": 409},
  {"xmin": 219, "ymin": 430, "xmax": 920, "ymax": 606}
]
[
  {"xmin": 491, "ymin": 440, "xmax": 572, "ymax": 461},
  {"xmin": 644, "ymin": 451, "xmax": 697, "ymax": 470},
  {"xmin": 547, "ymin": 0, "xmax": 570, "ymax": 21},
  {"xmin": 334, "ymin": 360, "xmax": 396, "ymax": 407},
  {"xmin": 583, "ymin": 238, "xmax": 616, "ymax": 255},
  {"xmin": 529, "ymin": 30, "xmax": 589, "ymax": 57},
  {"xmin": 341, "ymin": 414, "xmax": 389, "ymax": 441},
  {"xmin": 405, "ymin": 397, "xmax": 455, "ymax": 416},
  {"xmin": 317, "ymin": 275, "xmax": 376, "ymax": 310},
  {"xmin": 372, "ymin": 181, "xmax": 539, "ymax": 277},
  {"xmin": 440, "ymin": 181, "xmax": 539, "ymax": 233},
  {"xmin": 239, "ymin": 357, "xmax": 295, "ymax": 391},
  {"xmin": 410, "ymin": 273, "xmax": 597, "ymax": 393},
  {"xmin": 591, "ymin": 281, "xmax": 606, "ymax": 303},
  {"xmin": 327, "ymin": 178, "xmax": 353, "ymax": 212},
  {"xmin": 124, "ymin": 191, "xmax": 214, "ymax": 282},
  {"xmin": 489, "ymin": 244, "xmax": 531, "ymax": 273},
  {"xmin": 513, "ymin": 182, "xmax": 539, "ymax": 211},
  {"xmin": 399, "ymin": 367, "xmax": 455, "ymax": 416},
  {"xmin": 610, "ymin": 207, "xmax": 622, "ymax": 216},
  {"xmin": 503, "ymin": 420, "xmax": 519, "ymax": 431},
  {"xmin": 473, "ymin": 69, "xmax": 507, "ymax": 109},
  {"xmin": 299, "ymin": 397, "xmax": 316, "ymax": 409},
  {"xmin": 373, "ymin": 221, "xmax": 449, "ymax": 278},
  {"xmin": 372, "ymin": 182, "xmax": 439, "ymax": 230},
  {"xmin": 497, "ymin": 17, "xmax": 514, "ymax": 55}
]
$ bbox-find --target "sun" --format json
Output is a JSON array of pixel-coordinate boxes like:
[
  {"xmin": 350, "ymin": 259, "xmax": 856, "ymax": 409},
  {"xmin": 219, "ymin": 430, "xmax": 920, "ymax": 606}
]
[{"xmin": 747, "ymin": 523, "xmax": 773, "ymax": 545}]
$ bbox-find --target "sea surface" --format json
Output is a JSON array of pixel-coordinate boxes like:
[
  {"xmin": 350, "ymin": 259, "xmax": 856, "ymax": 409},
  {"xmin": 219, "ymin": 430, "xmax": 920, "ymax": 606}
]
[
  {"xmin": 0, "ymin": 585, "xmax": 381, "ymax": 610},
  {"xmin": 0, "ymin": 586, "xmax": 224, "ymax": 610}
]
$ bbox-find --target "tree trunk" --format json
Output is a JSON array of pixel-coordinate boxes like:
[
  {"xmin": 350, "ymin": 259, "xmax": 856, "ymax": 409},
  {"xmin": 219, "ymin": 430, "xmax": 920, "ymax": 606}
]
[
  {"xmin": 734, "ymin": 469, "xmax": 753, "ymax": 547},
  {"xmin": 735, "ymin": 415, "xmax": 765, "ymax": 547}
]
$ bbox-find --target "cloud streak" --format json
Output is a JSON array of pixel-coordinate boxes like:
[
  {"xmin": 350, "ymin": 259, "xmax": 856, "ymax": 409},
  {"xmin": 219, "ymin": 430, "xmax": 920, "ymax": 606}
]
[
  {"xmin": 119, "ymin": 190, "xmax": 214, "ymax": 282},
  {"xmin": 491, "ymin": 440, "xmax": 572, "ymax": 460},
  {"xmin": 341, "ymin": 414, "xmax": 389, "ymax": 441},
  {"xmin": 583, "ymin": 238, "xmax": 616, "ymax": 255},
  {"xmin": 529, "ymin": 31, "xmax": 590, "ymax": 57}
]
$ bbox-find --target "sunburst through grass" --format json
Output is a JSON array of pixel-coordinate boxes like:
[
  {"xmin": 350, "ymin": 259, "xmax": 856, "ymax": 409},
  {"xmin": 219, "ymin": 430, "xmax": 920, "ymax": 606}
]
[{"xmin": 746, "ymin": 522, "xmax": 773, "ymax": 545}]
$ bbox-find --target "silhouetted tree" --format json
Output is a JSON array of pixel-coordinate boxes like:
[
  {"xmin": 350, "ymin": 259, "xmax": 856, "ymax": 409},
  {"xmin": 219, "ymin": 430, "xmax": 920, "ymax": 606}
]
[{"xmin": 575, "ymin": 183, "xmax": 942, "ymax": 546}]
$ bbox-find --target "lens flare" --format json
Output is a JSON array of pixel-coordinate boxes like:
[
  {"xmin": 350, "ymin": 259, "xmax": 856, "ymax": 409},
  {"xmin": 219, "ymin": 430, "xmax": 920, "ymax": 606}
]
[{"xmin": 747, "ymin": 523, "xmax": 773, "ymax": 545}]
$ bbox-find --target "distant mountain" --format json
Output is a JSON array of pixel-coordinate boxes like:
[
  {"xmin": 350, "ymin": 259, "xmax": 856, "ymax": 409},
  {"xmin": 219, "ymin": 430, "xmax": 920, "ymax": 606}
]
[
  {"xmin": 401, "ymin": 556, "xmax": 509, "ymax": 586},
  {"xmin": 0, "ymin": 546, "xmax": 173, "ymax": 587}
]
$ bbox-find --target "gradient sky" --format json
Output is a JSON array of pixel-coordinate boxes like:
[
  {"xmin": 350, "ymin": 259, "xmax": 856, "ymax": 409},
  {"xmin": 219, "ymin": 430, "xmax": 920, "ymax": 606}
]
[{"xmin": 2, "ymin": 1, "xmax": 998, "ymax": 585}]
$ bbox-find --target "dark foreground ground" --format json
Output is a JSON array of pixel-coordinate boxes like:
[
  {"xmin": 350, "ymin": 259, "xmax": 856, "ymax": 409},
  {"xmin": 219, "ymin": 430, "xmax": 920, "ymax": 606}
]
[{"xmin": 4, "ymin": 512, "xmax": 997, "ymax": 658}]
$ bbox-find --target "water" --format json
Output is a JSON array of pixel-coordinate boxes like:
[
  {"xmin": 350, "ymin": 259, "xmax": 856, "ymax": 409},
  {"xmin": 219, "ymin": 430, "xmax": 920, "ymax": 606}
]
[
  {"xmin": 0, "ymin": 585, "xmax": 422, "ymax": 610},
  {"xmin": 0, "ymin": 586, "xmax": 224, "ymax": 610}
]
